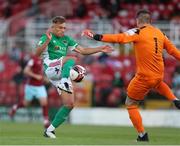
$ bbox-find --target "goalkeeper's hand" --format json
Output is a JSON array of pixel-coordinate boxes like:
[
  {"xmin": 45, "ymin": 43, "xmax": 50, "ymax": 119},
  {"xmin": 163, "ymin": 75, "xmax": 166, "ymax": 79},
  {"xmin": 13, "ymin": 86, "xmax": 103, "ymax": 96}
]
[
  {"xmin": 81, "ymin": 29, "xmax": 95, "ymax": 39},
  {"xmin": 81, "ymin": 29, "xmax": 103, "ymax": 41}
]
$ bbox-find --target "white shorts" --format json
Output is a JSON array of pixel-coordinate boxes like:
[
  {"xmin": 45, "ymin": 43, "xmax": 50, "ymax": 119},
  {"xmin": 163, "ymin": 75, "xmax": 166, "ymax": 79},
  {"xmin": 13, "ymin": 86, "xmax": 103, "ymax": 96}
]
[
  {"xmin": 44, "ymin": 57, "xmax": 72, "ymax": 95},
  {"xmin": 44, "ymin": 58, "xmax": 63, "ymax": 80}
]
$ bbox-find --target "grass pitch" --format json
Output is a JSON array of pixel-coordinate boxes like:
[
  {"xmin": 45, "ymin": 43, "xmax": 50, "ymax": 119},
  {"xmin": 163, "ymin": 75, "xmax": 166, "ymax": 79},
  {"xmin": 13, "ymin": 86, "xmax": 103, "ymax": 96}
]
[{"xmin": 0, "ymin": 121, "xmax": 180, "ymax": 145}]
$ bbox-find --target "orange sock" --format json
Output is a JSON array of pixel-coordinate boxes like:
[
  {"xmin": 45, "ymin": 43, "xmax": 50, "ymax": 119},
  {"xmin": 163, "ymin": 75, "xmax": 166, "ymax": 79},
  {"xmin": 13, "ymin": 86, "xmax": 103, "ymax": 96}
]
[
  {"xmin": 156, "ymin": 81, "xmax": 176, "ymax": 101},
  {"xmin": 127, "ymin": 105, "xmax": 144, "ymax": 133}
]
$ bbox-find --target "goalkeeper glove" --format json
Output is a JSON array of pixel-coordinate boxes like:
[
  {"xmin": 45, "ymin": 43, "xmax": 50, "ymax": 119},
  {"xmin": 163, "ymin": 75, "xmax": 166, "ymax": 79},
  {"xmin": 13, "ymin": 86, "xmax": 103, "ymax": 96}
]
[{"xmin": 81, "ymin": 29, "xmax": 103, "ymax": 41}]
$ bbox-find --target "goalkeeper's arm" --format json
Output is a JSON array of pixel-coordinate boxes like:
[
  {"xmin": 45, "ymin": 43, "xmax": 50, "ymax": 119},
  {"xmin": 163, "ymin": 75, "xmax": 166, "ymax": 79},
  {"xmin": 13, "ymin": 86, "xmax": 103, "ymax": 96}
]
[
  {"xmin": 82, "ymin": 29, "xmax": 138, "ymax": 43},
  {"xmin": 81, "ymin": 29, "xmax": 120, "ymax": 42}
]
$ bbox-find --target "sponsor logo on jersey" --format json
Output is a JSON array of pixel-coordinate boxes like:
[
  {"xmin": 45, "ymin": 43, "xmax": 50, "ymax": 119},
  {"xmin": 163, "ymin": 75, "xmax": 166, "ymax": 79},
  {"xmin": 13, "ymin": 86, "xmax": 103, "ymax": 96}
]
[{"xmin": 54, "ymin": 46, "xmax": 66, "ymax": 52}]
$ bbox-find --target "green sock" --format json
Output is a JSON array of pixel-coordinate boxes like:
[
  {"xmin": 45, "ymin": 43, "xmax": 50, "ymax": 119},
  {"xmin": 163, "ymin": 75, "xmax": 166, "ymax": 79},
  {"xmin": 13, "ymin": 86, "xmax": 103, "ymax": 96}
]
[
  {"xmin": 61, "ymin": 59, "xmax": 75, "ymax": 78},
  {"xmin": 52, "ymin": 106, "xmax": 72, "ymax": 128}
]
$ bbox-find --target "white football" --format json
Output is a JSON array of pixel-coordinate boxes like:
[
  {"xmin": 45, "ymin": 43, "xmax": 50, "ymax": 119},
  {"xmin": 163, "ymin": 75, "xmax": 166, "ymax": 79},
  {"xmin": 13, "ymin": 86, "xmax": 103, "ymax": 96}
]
[{"xmin": 70, "ymin": 65, "xmax": 86, "ymax": 82}]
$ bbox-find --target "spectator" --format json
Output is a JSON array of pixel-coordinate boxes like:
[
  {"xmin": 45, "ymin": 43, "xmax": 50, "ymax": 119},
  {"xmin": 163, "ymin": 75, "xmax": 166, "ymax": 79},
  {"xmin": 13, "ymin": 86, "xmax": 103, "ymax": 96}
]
[
  {"xmin": 75, "ymin": 1, "xmax": 87, "ymax": 18},
  {"xmin": 9, "ymin": 45, "xmax": 22, "ymax": 62},
  {"xmin": 106, "ymin": 71, "xmax": 126, "ymax": 107},
  {"xmin": 3, "ymin": 2, "xmax": 12, "ymax": 18}
]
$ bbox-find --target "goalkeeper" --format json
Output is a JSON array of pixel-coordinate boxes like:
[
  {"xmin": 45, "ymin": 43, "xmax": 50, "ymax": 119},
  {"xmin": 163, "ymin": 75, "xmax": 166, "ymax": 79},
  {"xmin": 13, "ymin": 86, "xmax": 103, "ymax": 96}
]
[{"xmin": 82, "ymin": 9, "xmax": 180, "ymax": 142}]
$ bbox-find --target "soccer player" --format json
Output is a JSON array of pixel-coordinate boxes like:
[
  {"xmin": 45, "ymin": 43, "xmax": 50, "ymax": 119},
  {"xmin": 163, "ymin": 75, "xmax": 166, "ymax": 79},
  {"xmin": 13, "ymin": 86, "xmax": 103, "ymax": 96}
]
[
  {"xmin": 9, "ymin": 55, "xmax": 50, "ymax": 128},
  {"xmin": 35, "ymin": 16, "xmax": 113, "ymax": 138},
  {"xmin": 81, "ymin": 9, "xmax": 180, "ymax": 142}
]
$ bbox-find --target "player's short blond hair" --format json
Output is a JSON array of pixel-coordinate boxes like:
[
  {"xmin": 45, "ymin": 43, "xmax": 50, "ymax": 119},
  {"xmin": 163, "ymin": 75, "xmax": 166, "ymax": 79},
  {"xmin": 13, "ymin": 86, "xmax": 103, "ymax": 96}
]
[
  {"xmin": 52, "ymin": 16, "xmax": 66, "ymax": 24},
  {"xmin": 136, "ymin": 9, "xmax": 151, "ymax": 24}
]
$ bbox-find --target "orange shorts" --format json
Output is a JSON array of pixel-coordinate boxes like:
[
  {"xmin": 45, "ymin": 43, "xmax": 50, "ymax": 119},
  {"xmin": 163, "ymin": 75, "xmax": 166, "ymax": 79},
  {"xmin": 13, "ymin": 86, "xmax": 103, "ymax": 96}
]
[{"xmin": 127, "ymin": 75, "xmax": 162, "ymax": 100}]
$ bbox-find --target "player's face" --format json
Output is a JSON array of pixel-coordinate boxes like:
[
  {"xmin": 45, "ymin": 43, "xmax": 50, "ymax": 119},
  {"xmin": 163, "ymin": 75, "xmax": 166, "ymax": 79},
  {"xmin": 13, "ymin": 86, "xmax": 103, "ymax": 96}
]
[{"xmin": 52, "ymin": 23, "xmax": 66, "ymax": 37}]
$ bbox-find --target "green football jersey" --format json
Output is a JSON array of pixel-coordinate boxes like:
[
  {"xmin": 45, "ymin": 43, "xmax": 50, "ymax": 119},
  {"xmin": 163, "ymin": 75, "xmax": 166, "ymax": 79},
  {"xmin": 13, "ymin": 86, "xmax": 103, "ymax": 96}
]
[{"xmin": 37, "ymin": 33, "xmax": 78, "ymax": 61}]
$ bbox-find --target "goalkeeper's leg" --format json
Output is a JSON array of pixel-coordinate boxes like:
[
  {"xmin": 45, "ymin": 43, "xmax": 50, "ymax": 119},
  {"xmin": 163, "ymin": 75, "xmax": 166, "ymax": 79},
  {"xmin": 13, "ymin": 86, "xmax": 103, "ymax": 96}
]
[
  {"xmin": 155, "ymin": 81, "xmax": 180, "ymax": 109},
  {"xmin": 126, "ymin": 77, "xmax": 149, "ymax": 142},
  {"xmin": 126, "ymin": 97, "xmax": 149, "ymax": 142}
]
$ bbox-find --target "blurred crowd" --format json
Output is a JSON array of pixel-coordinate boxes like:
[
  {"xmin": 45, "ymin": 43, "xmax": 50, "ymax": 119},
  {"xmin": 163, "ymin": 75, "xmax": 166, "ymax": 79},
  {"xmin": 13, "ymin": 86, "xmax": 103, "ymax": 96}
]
[
  {"xmin": 0, "ymin": 0, "xmax": 180, "ymax": 34},
  {"xmin": 0, "ymin": 0, "xmax": 179, "ymax": 20}
]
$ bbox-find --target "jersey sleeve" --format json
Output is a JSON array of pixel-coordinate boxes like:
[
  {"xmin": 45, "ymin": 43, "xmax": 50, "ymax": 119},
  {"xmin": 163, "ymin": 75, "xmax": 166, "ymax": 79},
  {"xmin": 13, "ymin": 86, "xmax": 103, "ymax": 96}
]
[
  {"xmin": 164, "ymin": 35, "xmax": 180, "ymax": 60},
  {"xmin": 102, "ymin": 28, "xmax": 139, "ymax": 43},
  {"xmin": 27, "ymin": 59, "xmax": 34, "ymax": 67},
  {"xmin": 67, "ymin": 36, "xmax": 78, "ymax": 51},
  {"xmin": 37, "ymin": 34, "xmax": 48, "ymax": 47}
]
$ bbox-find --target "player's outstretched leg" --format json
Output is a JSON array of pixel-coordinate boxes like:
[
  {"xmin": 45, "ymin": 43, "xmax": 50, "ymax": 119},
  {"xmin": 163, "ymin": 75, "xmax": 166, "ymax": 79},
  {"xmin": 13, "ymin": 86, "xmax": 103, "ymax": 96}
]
[
  {"xmin": 155, "ymin": 81, "xmax": 180, "ymax": 109},
  {"xmin": 58, "ymin": 58, "xmax": 75, "ymax": 93},
  {"xmin": 58, "ymin": 78, "xmax": 73, "ymax": 93}
]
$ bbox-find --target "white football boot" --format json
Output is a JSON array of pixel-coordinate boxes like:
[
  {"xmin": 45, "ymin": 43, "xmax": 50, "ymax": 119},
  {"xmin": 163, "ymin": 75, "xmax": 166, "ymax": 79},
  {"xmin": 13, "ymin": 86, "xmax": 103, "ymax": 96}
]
[
  {"xmin": 57, "ymin": 78, "xmax": 73, "ymax": 94},
  {"xmin": 44, "ymin": 130, "xmax": 56, "ymax": 139}
]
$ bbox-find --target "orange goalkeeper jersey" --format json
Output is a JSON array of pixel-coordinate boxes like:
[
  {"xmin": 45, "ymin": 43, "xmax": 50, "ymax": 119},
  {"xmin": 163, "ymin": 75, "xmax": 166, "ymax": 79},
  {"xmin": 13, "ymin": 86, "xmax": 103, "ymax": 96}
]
[{"xmin": 102, "ymin": 24, "xmax": 180, "ymax": 79}]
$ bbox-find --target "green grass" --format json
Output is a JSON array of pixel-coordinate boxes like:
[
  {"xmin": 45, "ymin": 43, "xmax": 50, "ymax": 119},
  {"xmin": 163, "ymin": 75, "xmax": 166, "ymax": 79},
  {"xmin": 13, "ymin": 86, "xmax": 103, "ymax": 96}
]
[{"xmin": 0, "ymin": 121, "xmax": 180, "ymax": 145}]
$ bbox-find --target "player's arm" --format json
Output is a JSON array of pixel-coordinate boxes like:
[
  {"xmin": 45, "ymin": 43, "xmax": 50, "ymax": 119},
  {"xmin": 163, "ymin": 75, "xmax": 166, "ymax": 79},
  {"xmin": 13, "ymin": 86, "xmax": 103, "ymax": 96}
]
[
  {"xmin": 164, "ymin": 35, "xmax": 180, "ymax": 60},
  {"xmin": 73, "ymin": 45, "xmax": 113, "ymax": 55},
  {"xmin": 35, "ymin": 29, "xmax": 51, "ymax": 56},
  {"xmin": 81, "ymin": 29, "xmax": 139, "ymax": 43},
  {"xmin": 23, "ymin": 59, "xmax": 42, "ymax": 80},
  {"xmin": 67, "ymin": 36, "xmax": 113, "ymax": 55},
  {"xmin": 35, "ymin": 39, "xmax": 50, "ymax": 56}
]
